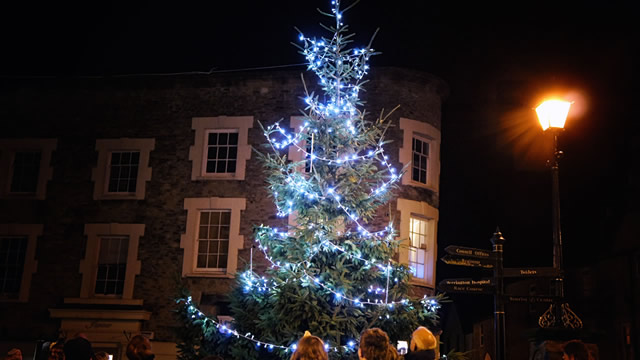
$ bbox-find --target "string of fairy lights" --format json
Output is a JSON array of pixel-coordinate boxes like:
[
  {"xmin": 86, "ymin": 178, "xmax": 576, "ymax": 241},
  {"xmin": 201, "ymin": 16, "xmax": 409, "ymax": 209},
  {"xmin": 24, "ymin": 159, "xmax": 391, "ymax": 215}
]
[
  {"xmin": 266, "ymin": 122, "xmax": 400, "ymax": 237},
  {"xmin": 182, "ymin": 0, "xmax": 441, "ymax": 354}
]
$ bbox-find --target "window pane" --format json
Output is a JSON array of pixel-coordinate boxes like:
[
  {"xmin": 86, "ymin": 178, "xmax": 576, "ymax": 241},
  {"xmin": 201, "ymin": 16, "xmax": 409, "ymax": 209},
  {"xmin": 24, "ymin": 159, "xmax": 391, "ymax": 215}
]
[
  {"xmin": 209, "ymin": 240, "xmax": 219, "ymax": 254},
  {"xmin": 219, "ymin": 226, "xmax": 229, "ymax": 239},
  {"xmin": 218, "ymin": 147, "xmax": 228, "ymax": 159},
  {"xmin": 196, "ymin": 211, "xmax": 231, "ymax": 270},
  {"xmin": 197, "ymin": 255, "xmax": 207, "ymax": 268},
  {"xmin": 218, "ymin": 255, "xmax": 228, "ymax": 268},
  {"xmin": 220, "ymin": 212, "xmax": 231, "ymax": 224},
  {"xmin": 107, "ymin": 151, "xmax": 140, "ymax": 193},
  {"xmin": 216, "ymin": 161, "xmax": 226, "ymax": 173},
  {"xmin": 207, "ymin": 147, "xmax": 218, "ymax": 160},
  {"xmin": 209, "ymin": 225, "xmax": 220, "ymax": 239},
  {"xmin": 95, "ymin": 236, "xmax": 128, "ymax": 295},
  {"xmin": 209, "ymin": 212, "xmax": 220, "ymax": 225},
  {"xmin": 206, "ymin": 161, "xmax": 217, "ymax": 173},
  {"xmin": 228, "ymin": 133, "xmax": 238, "ymax": 145},
  {"xmin": 218, "ymin": 133, "xmax": 228, "ymax": 145},
  {"xmin": 208, "ymin": 133, "xmax": 218, "ymax": 145},
  {"xmin": 414, "ymin": 139, "xmax": 422, "ymax": 154},
  {"xmin": 201, "ymin": 211, "xmax": 211, "ymax": 225},
  {"xmin": 198, "ymin": 226, "xmax": 209, "ymax": 239},
  {"xmin": 228, "ymin": 146, "xmax": 237, "ymax": 160},
  {"xmin": 227, "ymin": 160, "xmax": 236, "ymax": 173},
  {"xmin": 198, "ymin": 240, "xmax": 208, "ymax": 253}
]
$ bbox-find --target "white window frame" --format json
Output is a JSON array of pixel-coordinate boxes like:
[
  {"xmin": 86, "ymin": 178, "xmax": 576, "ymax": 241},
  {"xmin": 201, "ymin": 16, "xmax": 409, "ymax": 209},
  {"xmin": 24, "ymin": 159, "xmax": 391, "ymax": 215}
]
[
  {"xmin": 92, "ymin": 138, "xmax": 155, "ymax": 200},
  {"xmin": 396, "ymin": 198, "xmax": 438, "ymax": 287},
  {"xmin": 0, "ymin": 139, "xmax": 57, "ymax": 200},
  {"xmin": 180, "ymin": 197, "xmax": 246, "ymax": 277},
  {"xmin": 399, "ymin": 118, "xmax": 441, "ymax": 192},
  {"xmin": 79, "ymin": 223, "xmax": 143, "ymax": 301},
  {"xmin": 408, "ymin": 216, "xmax": 430, "ymax": 281},
  {"xmin": 195, "ymin": 210, "xmax": 231, "ymax": 272},
  {"xmin": 0, "ymin": 224, "xmax": 41, "ymax": 302},
  {"xmin": 189, "ymin": 116, "xmax": 253, "ymax": 181}
]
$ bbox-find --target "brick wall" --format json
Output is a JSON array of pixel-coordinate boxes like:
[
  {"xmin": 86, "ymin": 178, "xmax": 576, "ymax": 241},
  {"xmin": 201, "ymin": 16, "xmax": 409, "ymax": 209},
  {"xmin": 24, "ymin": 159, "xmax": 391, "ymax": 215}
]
[{"xmin": 0, "ymin": 66, "xmax": 447, "ymax": 342}]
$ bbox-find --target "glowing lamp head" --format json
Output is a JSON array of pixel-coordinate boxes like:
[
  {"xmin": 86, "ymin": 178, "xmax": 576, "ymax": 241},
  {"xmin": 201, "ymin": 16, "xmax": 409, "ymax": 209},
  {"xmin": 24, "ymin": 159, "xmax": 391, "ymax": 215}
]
[{"xmin": 536, "ymin": 99, "xmax": 571, "ymax": 131}]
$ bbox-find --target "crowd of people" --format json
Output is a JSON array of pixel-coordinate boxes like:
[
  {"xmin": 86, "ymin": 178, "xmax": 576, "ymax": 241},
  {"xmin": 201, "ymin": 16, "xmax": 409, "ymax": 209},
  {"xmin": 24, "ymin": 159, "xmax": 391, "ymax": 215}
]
[
  {"xmin": 4, "ymin": 327, "xmax": 592, "ymax": 360},
  {"xmin": 290, "ymin": 326, "xmax": 438, "ymax": 360},
  {"xmin": 4, "ymin": 333, "xmax": 154, "ymax": 360}
]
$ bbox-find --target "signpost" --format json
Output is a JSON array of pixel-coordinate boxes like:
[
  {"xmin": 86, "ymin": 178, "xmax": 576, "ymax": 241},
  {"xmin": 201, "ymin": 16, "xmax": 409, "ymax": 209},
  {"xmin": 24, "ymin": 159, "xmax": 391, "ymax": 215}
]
[
  {"xmin": 445, "ymin": 245, "xmax": 495, "ymax": 260},
  {"xmin": 506, "ymin": 295, "xmax": 555, "ymax": 304},
  {"xmin": 438, "ymin": 278, "xmax": 494, "ymax": 294},
  {"xmin": 439, "ymin": 230, "xmax": 567, "ymax": 360},
  {"xmin": 441, "ymin": 255, "xmax": 495, "ymax": 269},
  {"xmin": 503, "ymin": 267, "xmax": 559, "ymax": 278}
]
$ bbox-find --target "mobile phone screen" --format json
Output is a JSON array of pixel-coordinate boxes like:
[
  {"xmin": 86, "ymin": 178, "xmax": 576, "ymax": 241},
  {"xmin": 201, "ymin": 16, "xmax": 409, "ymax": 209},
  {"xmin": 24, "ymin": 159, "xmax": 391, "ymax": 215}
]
[{"xmin": 397, "ymin": 340, "xmax": 408, "ymax": 355}]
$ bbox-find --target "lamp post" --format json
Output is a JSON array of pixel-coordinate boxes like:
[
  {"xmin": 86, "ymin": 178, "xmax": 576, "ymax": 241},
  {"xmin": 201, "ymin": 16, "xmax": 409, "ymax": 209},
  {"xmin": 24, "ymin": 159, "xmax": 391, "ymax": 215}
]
[{"xmin": 535, "ymin": 99, "xmax": 583, "ymax": 329}]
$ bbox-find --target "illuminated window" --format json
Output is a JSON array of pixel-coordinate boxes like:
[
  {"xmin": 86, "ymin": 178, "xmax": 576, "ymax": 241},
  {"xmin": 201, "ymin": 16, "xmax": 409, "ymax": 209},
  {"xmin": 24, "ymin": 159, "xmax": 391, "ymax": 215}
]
[
  {"xmin": 107, "ymin": 151, "xmax": 140, "ymax": 193},
  {"xmin": 197, "ymin": 211, "xmax": 231, "ymax": 270},
  {"xmin": 0, "ymin": 236, "xmax": 27, "ymax": 296},
  {"xmin": 412, "ymin": 137, "xmax": 429, "ymax": 184},
  {"xmin": 408, "ymin": 217, "xmax": 430, "ymax": 280},
  {"xmin": 397, "ymin": 198, "xmax": 438, "ymax": 287},
  {"xmin": 205, "ymin": 130, "xmax": 238, "ymax": 174},
  {"xmin": 95, "ymin": 236, "xmax": 129, "ymax": 295}
]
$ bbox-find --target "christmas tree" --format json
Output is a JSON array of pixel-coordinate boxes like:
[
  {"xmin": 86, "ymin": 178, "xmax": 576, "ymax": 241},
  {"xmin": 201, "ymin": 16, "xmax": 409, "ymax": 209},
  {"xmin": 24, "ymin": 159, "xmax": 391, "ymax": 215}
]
[{"xmin": 176, "ymin": 1, "xmax": 443, "ymax": 359}]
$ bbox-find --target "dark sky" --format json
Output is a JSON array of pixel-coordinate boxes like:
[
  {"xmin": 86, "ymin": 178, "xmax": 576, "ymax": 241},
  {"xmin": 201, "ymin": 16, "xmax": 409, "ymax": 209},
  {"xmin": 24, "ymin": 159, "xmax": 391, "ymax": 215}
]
[{"xmin": 2, "ymin": 0, "xmax": 638, "ymax": 318}]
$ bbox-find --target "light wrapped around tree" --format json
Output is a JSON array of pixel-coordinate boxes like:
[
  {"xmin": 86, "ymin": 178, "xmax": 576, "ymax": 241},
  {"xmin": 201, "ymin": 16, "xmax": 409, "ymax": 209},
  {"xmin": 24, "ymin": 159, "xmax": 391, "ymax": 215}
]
[{"xmin": 175, "ymin": 1, "xmax": 444, "ymax": 359}]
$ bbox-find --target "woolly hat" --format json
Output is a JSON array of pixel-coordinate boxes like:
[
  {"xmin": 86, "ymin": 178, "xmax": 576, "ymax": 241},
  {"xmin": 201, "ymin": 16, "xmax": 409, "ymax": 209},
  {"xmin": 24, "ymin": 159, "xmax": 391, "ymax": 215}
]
[{"xmin": 410, "ymin": 326, "xmax": 437, "ymax": 351}]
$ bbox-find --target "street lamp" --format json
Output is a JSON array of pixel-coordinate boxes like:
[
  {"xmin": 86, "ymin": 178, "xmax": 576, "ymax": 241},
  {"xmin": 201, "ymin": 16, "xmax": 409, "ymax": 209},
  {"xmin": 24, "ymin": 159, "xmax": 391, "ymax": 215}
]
[{"xmin": 535, "ymin": 99, "xmax": 583, "ymax": 329}]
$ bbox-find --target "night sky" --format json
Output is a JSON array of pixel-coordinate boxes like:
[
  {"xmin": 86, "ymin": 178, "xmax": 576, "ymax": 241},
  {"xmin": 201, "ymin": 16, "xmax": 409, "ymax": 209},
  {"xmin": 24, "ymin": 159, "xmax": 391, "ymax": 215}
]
[{"xmin": 2, "ymin": 0, "xmax": 639, "ymax": 321}]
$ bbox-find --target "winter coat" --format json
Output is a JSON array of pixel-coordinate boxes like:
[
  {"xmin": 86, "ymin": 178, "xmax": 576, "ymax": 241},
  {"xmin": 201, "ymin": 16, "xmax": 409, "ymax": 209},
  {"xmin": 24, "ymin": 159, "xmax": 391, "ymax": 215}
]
[{"xmin": 403, "ymin": 349, "xmax": 436, "ymax": 360}]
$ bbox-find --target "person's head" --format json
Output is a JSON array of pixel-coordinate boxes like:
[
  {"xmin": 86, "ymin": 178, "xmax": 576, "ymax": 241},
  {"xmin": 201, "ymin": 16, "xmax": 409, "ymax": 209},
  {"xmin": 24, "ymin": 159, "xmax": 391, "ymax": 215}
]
[
  {"xmin": 63, "ymin": 337, "xmax": 94, "ymax": 360},
  {"xmin": 290, "ymin": 331, "xmax": 327, "ymax": 360},
  {"xmin": 387, "ymin": 346, "xmax": 399, "ymax": 360},
  {"xmin": 562, "ymin": 340, "xmax": 589, "ymax": 360},
  {"xmin": 409, "ymin": 326, "xmax": 437, "ymax": 352},
  {"xmin": 48, "ymin": 341, "xmax": 65, "ymax": 360},
  {"xmin": 6, "ymin": 349, "xmax": 22, "ymax": 360},
  {"xmin": 94, "ymin": 352, "xmax": 109, "ymax": 360},
  {"xmin": 126, "ymin": 335, "xmax": 154, "ymax": 360},
  {"xmin": 358, "ymin": 328, "xmax": 390, "ymax": 360}
]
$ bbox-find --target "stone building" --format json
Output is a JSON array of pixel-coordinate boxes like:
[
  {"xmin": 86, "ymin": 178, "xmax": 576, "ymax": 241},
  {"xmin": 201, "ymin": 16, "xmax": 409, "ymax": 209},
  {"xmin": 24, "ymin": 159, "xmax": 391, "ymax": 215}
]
[{"xmin": 0, "ymin": 67, "xmax": 447, "ymax": 360}]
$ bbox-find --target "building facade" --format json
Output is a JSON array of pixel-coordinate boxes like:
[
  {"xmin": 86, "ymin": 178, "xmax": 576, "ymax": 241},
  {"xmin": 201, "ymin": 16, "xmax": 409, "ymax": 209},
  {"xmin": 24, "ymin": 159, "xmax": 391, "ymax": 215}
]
[{"xmin": 0, "ymin": 67, "xmax": 447, "ymax": 359}]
